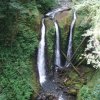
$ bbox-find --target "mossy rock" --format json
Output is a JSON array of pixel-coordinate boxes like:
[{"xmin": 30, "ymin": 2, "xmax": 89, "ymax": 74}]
[{"xmin": 67, "ymin": 88, "xmax": 77, "ymax": 95}]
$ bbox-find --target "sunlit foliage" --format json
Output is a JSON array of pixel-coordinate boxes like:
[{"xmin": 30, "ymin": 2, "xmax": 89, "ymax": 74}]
[{"xmin": 75, "ymin": 0, "xmax": 100, "ymax": 69}]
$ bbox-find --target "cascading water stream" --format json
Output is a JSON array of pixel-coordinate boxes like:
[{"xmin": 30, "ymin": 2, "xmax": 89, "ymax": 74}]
[
  {"xmin": 54, "ymin": 20, "xmax": 61, "ymax": 69},
  {"xmin": 65, "ymin": 10, "xmax": 76, "ymax": 67},
  {"xmin": 37, "ymin": 18, "xmax": 47, "ymax": 85},
  {"xmin": 45, "ymin": 6, "xmax": 70, "ymax": 19},
  {"xmin": 37, "ymin": 6, "xmax": 76, "ymax": 100}
]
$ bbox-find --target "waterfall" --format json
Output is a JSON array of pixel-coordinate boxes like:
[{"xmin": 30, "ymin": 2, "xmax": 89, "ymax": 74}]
[
  {"xmin": 58, "ymin": 94, "xmax": 65, "ymax": 100},
  {"xmin": 37, "ymin": 18, "xmax": 47, "ymax": 85},
  {"xmin": 37, "ymin": 6, "xmax": 73, "ymax": 100},
  {"xmin": 54, "ymin": 20, "xmax": 61, "ymax": 69},
  {"xmin": 65, "ymin": 10, "xmax": 76, "ymax": 67},
  {"xmin": 45, "ymin": 6, "xmax": 70, "ymax": 19}
]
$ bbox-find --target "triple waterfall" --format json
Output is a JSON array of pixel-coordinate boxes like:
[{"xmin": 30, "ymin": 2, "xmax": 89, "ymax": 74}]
[{"xmin": 37, "ymin": 7, "xmax": 76, "ymax": 100}]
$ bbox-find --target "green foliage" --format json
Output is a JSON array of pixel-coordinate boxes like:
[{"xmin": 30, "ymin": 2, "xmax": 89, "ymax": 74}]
[
  {"xmin": 79, "ymin": 70, "xmax": 100, "ymax": 100},
  {"xmin": 36, "ymin": 0, "xmax": 57, "ymax": 14},
  {"xmin": 79, "ymin": 83, "xmax": 100, "ymax": 100},
  {"xmin": 74, "ymin": 1, "xmax": 100, "ymax": 99},
  {"xmin": 0, "ymin": 38, "xmax": 38, "ymax": 100},
  {"xmin": 74, "ymin": 0, "xmax": 100, "ymax": 68},
  {"xmin": 0, "ymin": 0, "xmax": 40, "ymax": 100},
  {"xmin": 79, "ymin": 85, "xmax": 92, "ymax": 100},
  {"xmin": 46, "ymin": 26, "xmax": 55, "ymax": 66},
  {"xmin": 0, "ymin": 0, "xmax": 57, "ymax": 99}
]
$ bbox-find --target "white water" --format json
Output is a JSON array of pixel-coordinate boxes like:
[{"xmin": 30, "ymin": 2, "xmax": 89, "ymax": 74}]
[
  {"xmin": 65, "ymin": 11, "xmax": 76, "ymax": 67},
  {"xmin": 45, "ymin": 6, "xmax": 69, "ymax": 19},
  {"xmin": 54, "ymin": 20, "xmax": 61, "ymax": 67},
  {"xmin": 58, "ymin": 94, "xmax": 65, "ymax": 100},
  {"xmin": 37, "ymin": 18, "xmax": 47, "ymax": 85}
]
